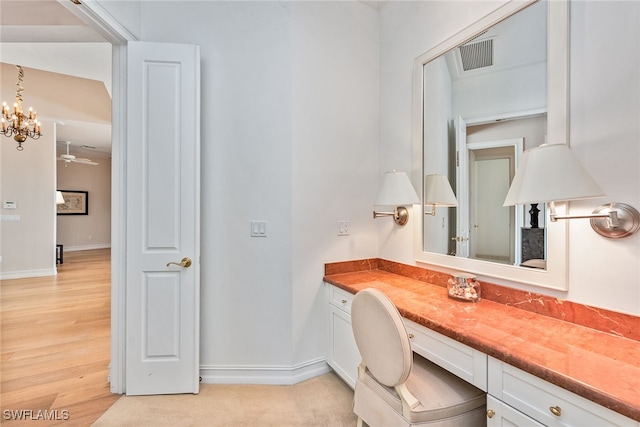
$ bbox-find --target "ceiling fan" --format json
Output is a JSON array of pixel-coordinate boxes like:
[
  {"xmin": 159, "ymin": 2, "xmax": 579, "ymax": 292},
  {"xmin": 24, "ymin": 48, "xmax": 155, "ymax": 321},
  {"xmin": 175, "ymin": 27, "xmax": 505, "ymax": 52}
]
[{"xmin": 57, "ymin": 141, "xmax": 98, "ymax": 166}]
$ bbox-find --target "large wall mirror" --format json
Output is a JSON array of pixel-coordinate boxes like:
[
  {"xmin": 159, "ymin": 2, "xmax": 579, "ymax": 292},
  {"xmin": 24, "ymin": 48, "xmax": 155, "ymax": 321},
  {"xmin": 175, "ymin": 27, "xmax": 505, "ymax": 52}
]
[{"xmin": 413, "ymin": 0, "xmax": 570, "ymax": 290}]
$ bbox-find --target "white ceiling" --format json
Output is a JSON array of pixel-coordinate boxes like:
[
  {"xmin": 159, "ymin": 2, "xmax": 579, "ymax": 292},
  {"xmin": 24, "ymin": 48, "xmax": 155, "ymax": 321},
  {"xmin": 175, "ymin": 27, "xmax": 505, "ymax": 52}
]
[{"xmin": 0, "ymin": 0, "xmax": 112, "ymax": 159}]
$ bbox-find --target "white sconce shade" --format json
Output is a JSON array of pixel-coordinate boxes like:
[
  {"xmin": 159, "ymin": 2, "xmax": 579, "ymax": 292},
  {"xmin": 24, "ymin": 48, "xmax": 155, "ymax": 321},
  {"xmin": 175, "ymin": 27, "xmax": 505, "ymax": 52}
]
[
  {"xmin": 374, "ymin": 170, "xmax": 420, "ymax": 207},
  {"xmin": 503, "ymin": 143, "xmax": 604, "ymax": 206},
  {"xmin": 424, "ymin": 174, "xmax": 457, "ymax": 212},
  {"xmin": 503, "ymin": 143, "xmax": 640, "ymax": 238},
  {"xmin": 56, "ymin": 191, "xmax": 65, "ymax": 205},
  {"xmin": 373, "ymin": 170, "xmax": 420, "ymax": 226}
]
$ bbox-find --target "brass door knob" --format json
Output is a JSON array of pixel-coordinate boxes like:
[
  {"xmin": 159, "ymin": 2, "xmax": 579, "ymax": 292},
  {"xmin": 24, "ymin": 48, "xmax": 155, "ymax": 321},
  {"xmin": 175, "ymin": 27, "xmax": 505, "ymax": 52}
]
[
  {"xmin": 166, "ymin": 257, "xmax": 192, "ymax": 268},
  {"xmin": 549, "ymin": 406, "xmax": 562, "ymax": 417},
  {"xmin": 486, "ymin": 409, "xmax": 495, "ymax": 418}
]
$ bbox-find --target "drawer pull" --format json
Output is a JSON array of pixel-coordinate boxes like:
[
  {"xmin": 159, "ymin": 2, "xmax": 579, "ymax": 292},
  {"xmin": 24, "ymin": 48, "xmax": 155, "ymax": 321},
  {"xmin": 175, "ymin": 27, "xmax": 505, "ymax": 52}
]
[
  {"xmin": 549, "ymin": 406, "xmax": 562, "ymax": 417},
  {"xmin": 408, "ymin": 333, "xmax": 414, "ymax": 339},
  {"xmin": 486, "ymin": 409, "xmax": 495, "ymax": 419},
  {"xmin": 341, "ymin": 299, "xmax": 347, "ymax": 304}
]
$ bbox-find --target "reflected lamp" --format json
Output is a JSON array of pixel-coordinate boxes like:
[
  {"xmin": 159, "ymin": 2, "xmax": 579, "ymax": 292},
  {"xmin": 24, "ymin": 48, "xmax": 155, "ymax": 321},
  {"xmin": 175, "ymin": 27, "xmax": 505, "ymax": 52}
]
[
  {"xmin": 373, "ymin": 170, "xmax": 420, "ymax": 226},
  {"xmin": 504, "ymin": 144, "xmax": 640, "ymax": 238},
  {"xmin": 424, "ymin": 174, "xmax": 457, "ymax": 216},
  {"xmin": 56, "ymin": 191, "xmax": 65, "ymax": 205}
]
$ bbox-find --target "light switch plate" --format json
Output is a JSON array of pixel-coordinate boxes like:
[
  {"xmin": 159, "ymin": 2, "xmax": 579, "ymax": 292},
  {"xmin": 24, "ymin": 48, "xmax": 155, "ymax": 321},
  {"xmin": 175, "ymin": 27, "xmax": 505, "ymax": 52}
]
[
  {"xmin": 251, "ymin": 221, "xmax": 267, "ymax": 237},
  {"xmin": 338, "ymin": 220, "xmax": 350, "ymax": 236},
  {"xmin": 3, "ymin": 201, "xmax": 17, "ymax": 209}
]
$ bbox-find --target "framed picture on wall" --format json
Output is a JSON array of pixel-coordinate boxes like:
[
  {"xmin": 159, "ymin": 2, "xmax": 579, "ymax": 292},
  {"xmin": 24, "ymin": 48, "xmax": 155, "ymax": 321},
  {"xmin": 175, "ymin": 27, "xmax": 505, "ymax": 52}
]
[{"xmin": 57, "ymin": 190, "xmax": 89, "ymax": 215}]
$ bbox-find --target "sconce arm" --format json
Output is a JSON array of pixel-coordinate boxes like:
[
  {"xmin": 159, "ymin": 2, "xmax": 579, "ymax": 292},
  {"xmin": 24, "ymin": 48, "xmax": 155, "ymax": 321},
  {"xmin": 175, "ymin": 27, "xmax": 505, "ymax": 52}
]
[
  {"xmin": 424, "ymin": 203, "xmax": 438, "ymax": 216},
  {"xmin": 549, "ymin": 201, "xmax": 616, "ymax": 223},
  {"xmin": 548, "ymin": 201, "xmax": 640, "ymax": 238}
]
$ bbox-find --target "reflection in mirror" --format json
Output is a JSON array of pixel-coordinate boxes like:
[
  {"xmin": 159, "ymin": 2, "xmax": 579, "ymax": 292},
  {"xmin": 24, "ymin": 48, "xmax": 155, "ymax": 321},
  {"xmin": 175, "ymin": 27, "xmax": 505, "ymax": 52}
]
[
  {"xmin": 423, "ymin": 0, "xmax": 548, "ymax": 268},
  {"xmin": 414, "ymin": 0, "xmax": 570, "ymax": 290}
]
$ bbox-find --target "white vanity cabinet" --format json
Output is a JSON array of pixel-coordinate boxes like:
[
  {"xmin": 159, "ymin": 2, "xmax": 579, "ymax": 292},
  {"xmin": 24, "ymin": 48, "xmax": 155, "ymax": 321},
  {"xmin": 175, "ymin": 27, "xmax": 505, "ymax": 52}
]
[
  {"xmin": 326, "ymin": 285, "xmax": 360, "ymax": 388},
  {"xmin": 487, "ymin": 357, "xmax": 639, "ymax": 427}
]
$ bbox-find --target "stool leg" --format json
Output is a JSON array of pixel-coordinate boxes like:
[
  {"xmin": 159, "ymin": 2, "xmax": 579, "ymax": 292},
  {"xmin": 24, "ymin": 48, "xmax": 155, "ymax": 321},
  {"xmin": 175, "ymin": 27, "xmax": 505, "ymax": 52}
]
[{"xmin": 56, "ymin": 245, "xmax": 64, "ymax": 265}]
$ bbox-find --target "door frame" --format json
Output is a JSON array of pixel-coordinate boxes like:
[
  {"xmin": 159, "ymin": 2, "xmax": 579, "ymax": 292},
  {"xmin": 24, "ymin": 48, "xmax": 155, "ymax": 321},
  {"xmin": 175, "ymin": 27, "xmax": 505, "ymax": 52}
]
[{"xmin": 57, "ymin": 0, "xmax": 138, "ymax": 394}]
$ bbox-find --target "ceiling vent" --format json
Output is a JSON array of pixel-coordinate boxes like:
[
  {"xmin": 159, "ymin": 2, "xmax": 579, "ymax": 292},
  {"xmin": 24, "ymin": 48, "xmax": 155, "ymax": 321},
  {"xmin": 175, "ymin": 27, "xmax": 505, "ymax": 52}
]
[{"xmin": 458, "ymin": 39, "xmax": 494, "ymax": 71}]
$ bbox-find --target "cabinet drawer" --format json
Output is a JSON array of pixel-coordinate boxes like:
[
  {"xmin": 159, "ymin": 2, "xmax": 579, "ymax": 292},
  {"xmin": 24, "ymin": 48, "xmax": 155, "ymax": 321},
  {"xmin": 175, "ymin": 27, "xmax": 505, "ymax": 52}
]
[
  {"xmin": 486, "ymin": 394, "xmax": 544, "ymax": 427},
  {"xmin": 488, "ymin": 357, "xmax": 637, "ymax": 427},
  {"xmin": 404, "ymin": 318, "xmax": 487, "ymax": 391},
  {"xmin": 328, "ymin": 285, "xmax": 354, "ymax": 313}
]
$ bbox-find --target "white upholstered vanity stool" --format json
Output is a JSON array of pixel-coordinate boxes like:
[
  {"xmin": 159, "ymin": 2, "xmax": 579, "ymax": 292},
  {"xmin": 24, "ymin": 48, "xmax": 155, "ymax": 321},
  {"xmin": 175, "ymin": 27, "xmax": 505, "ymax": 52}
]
[{"xmin": 351, "ymin": 288, "xmax": 487, "ymax": 427}]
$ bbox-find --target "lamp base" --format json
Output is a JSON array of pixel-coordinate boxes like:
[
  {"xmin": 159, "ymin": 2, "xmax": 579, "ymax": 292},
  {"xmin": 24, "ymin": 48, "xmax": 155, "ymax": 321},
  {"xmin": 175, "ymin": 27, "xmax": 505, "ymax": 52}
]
[{"xmin": 590, "ymin": 203, "xmax": 640, "ymax": 238}]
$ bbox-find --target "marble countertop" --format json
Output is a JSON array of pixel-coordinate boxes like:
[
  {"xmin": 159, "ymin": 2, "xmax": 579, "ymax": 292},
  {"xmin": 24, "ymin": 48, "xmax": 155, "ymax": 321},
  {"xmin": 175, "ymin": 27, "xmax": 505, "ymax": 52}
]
[{"xmin": 324, "ymin": 268, "xmax": 640, "ymax": 422}]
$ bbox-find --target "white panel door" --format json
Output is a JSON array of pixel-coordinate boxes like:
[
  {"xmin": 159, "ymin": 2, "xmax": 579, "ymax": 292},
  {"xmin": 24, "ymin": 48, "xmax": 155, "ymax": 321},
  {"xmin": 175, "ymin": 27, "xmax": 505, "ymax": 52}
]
[{"xmin": 125, "ymin": 41, "xmax": 200, "ymax": 395}]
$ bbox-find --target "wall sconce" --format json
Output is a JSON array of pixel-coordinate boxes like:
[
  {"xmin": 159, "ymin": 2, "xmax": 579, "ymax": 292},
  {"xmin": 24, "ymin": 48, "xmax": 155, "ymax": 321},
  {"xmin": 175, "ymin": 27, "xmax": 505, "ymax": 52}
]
[
  {"xmin": 504, "ymin": 143, "xmax": 640, "ymax": 238},
  {"xmin": 424, "ymin": 173, "xmax": 457, "ymax": 216},
  {"xmin": 373, "ymin": 170, "xmax": 420, "ymax": 226}
]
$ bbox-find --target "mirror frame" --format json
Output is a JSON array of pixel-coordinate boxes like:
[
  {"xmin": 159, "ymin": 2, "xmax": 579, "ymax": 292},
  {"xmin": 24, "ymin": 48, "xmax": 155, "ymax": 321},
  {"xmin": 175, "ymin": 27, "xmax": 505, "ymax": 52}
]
[{"xmin": 412, "ymin": 0, "xmax": 570, "ymax": 291}]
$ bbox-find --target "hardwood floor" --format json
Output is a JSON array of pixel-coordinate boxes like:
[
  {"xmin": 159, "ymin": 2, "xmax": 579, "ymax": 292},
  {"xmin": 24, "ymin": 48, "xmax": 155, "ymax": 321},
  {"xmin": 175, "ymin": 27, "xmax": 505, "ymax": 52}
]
[{"xmin": 1, "ymin": 249, "xmax": 119, "ymax": 426}]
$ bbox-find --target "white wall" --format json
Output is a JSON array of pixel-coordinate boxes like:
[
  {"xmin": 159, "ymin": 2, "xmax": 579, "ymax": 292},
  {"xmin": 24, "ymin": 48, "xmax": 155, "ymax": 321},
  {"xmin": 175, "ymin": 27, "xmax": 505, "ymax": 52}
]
[
  {"xmin": 96, "ymin": 1, "xmax": 142, "ymax": 40},
  {"xmin": 0, "ymin": 121, "xmax": 57, "ymax": 279},
  {"xmin": 291, "ymin": 1, "xmax": 379, "ymax": 367},
  {"xmin": 57, "ymin": 159, "xmax": 111, "ymax": 251},
  {"xmin": 133, "ymin": 1, "xmax": 379, "ymax": 378},
  {"xmin": 379, "ymin": 1, "xmax": 640, "ymax": 315},
  {"xmin": 453, "ymin": 61, "xmax": 546, "ymax": 121},
  {"xmin": 565, "ymin": 1, "xmax": 639, "ymax": 314}
]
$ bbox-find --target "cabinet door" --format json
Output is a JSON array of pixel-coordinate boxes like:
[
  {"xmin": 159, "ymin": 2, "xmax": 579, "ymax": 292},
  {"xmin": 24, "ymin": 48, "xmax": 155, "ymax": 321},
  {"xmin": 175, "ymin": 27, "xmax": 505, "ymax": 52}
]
[
  {"xmin": 487, "ymin": 395, "xmax": 545, "ymax": 427},
  {"xmin": 327, "ymin": 305, "xmax": 360, "ymax": 388}
]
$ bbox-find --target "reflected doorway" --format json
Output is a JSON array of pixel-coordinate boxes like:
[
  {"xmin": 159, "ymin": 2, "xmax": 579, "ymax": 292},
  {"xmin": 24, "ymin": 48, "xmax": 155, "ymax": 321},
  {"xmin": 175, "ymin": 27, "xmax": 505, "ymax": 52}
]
[{"xmin": 468, "ymin": 144, "xmax": 516, "ymax": 264}]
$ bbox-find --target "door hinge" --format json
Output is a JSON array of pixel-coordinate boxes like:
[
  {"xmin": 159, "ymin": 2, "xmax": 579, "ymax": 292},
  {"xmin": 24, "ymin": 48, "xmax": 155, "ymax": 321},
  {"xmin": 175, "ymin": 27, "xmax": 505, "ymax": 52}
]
[{"xmin": 456, "ymin": 151, "xmax": 460, "ymax": 167}]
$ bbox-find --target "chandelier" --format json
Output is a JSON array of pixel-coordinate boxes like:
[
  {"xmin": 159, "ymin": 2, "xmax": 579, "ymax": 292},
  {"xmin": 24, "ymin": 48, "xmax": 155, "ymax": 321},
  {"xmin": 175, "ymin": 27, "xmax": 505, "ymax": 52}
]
[{"xmin": 1, "ymin": 65, "xmax": 42, "ymax": 151}]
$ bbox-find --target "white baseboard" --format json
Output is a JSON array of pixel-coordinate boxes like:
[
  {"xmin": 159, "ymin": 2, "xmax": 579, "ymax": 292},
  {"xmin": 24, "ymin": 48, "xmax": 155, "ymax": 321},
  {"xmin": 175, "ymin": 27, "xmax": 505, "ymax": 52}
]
[
  {"xmin": 0, "ymin": 268, "xmax": 57, "ymax": 280},
  {"xmin": 64, "ymin": 244, "xmax": 111, "ymax": 252},
  {"xmin": 199, "ymin": 358, "xmax": 331, "ymax": 385}
]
